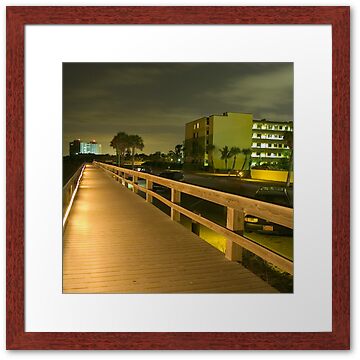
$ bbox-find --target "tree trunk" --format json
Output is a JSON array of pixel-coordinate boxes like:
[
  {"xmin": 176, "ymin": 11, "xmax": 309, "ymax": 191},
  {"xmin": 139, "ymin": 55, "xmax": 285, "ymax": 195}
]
[
  {"xmin": 241, "ymin": 155, "xmax": 247, "ymax": 171},
  {"xmin": 232, "ymin": 156, "xmax": 236, "ymax": 170},
  {"xmin": 131, "ymin": 147, "xmax": 135, "ymax": 169},
  {"xmin": 209, "ymin": 152, "xmax": 214, "ymax": 172},
  {"xmin": 116, "ymin": 150, "xmax": 120, "ymax": 166},
  {"xmin": 119, "ymin": 151, "xmax": 123, "ymax": 167}
]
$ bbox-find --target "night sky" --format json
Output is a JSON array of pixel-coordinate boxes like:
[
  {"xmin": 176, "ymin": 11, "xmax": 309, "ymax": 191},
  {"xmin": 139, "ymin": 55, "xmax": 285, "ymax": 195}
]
[{"xmin": 63, "ymin": 63, "xmax": 293, "ymax": 155}]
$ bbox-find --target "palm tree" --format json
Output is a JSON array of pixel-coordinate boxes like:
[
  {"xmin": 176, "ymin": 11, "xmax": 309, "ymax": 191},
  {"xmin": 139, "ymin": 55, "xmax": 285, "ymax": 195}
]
[
  {"xmin": 241, "ymin": 148, "xmax": 252, "ymax": 171},
  {"xmin": 110, "ymin": 132, "xmax": 129, "ymax": 166},
  {"xmin": 229, "ymin": 147, "xmax": 241, "ymax": 170},
  {"xmin": 283, "ymin": 131, "xmax": 293, "ymax": 187},
  {"xmin": 219, "ymin": 146, "xmax": 232, "ymax": 171},
  {"xmin": 206, "ymin": 144, "xmax": 216, "ymax": 171},
  {"xmin": 127, "ymin": 134, "xmax": 144, "ymax": 169},
  {"xmin": 110, "ymin": 135, "xmax": 119, "ymax": 165}
]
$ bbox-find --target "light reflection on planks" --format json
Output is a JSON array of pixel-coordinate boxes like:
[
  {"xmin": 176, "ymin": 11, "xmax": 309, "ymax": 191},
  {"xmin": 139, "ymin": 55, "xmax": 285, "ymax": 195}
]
[{"xmin": 63, "ymin": 165, "xmax": 277, "ymax": 294}]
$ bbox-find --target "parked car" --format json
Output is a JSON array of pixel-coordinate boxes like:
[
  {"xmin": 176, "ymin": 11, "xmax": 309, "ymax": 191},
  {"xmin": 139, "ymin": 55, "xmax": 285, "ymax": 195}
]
[
  {"xmin": 244, "ymin": 187, "xmax": 293, "ymax": 235},
  {"xmin": 153, "ymin": 170, "xmax": 184, "ymax": 192},
  {"xmin": 255, "ymin": 186, "xmax": 292, "ymax": 207}
]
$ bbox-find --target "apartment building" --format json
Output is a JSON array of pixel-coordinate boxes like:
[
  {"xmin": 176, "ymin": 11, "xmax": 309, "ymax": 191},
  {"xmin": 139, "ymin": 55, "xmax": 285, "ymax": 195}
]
[
  {"xmin": 184, "ymin": 112, "xmax": 292, "ymax": 170},
  {"xmin": 184, "ymin": 112, "xmax": 253, "ymax": 169},
  {"xmin": 251, "ymin": 119, "xmax": 293, "ymax": 166}
]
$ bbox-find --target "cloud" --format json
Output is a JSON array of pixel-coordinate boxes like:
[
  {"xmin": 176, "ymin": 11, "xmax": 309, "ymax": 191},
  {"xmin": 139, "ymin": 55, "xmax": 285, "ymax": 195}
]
[
  {"xmin": 63, "ymin": 63, "xmax": 293, "ymax": 155},
  {"xmin": 201, "ymin": 64, "xmax": 293, "ymax": 121}
]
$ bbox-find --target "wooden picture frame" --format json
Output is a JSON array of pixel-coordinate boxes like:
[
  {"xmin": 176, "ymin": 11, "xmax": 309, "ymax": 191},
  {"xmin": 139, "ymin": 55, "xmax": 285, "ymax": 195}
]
[{"xmin": 6, "ymin": 6, "xmax": 350, "ymax": 350}]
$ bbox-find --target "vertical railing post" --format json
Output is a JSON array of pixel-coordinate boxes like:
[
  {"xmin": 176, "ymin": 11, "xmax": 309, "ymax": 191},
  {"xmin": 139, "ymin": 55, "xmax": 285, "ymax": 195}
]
[
  {"xmin": 133, "ymin": 174, "xmax": 138, "ymax": 193},
  {"xmin": 171, "ymin": 188, "xmax": 181, "ymax": 222},
  {"xmin": 146, "ymin": 179, "xmax": 153, "ymax": 203},
  {"xmin": 121, "ymin": 171, "xmax": 126, "ymax": 187},
  {"xmin": 191, "ymin": 211, "xmax": 201, "ymax": 236},
  {"xmin": 225, "ymin": 207, "xmax": 244, "ymax": 262}
]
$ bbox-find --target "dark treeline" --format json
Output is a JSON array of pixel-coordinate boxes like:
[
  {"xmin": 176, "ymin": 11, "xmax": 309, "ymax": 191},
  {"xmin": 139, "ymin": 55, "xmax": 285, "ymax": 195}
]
[{"xmin": 63, "ymin": 154, "xmax": 115, "ymax": 185}]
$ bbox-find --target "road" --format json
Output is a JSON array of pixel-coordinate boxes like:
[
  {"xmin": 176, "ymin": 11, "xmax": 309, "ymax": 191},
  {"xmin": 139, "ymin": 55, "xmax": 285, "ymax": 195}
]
[{"xmin": 183, "ymin": 172, "xmax": 293, "ymax": 206}]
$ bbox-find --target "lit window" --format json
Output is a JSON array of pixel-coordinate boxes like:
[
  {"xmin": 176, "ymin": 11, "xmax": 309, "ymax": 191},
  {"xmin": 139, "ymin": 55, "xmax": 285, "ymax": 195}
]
[{"xmin": 196, "ymin": 123, "xmax": 200, "ymax": 129}]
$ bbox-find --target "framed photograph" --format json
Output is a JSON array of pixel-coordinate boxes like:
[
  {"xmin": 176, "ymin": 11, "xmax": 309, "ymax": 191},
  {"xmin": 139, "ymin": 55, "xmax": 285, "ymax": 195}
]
[{"xmin": 6, "ymin": 6, "xmax": 350, "ymax": 350}]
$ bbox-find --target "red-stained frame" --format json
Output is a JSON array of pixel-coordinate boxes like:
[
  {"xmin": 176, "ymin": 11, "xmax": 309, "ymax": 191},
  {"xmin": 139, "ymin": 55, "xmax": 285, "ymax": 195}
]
[{"xmin": 6, "ymin": 6, "xmax": 350, "ymax": 350}]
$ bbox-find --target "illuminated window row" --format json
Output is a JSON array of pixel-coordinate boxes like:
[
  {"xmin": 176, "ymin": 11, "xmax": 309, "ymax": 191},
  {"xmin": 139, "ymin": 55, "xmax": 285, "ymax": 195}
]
[
  {"xmin": 252, "ymin": 133, "xmax": 285, "ymax": 140},
  {"xmin": 252, "ymin": 142, "xmax": 289, "ymax": 149},
  {"xmin": 252, "ymin": 124, "xmax": 293, "ymax": 131},
  {"xmin": 251, "ymin": 152, "xmax": 287, "ymax": 158}
]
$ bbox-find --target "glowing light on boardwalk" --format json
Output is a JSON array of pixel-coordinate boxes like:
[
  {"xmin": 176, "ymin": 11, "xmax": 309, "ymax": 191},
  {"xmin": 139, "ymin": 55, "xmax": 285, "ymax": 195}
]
[{"xmin": 63, "ymin": 165, "xmax": 86, "ymax": 228}]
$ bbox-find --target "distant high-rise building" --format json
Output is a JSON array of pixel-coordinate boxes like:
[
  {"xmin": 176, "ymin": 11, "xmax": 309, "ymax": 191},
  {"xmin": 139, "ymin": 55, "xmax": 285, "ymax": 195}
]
[
  {"xmin": 80, "ymin": 140, "xmax": 102, "ymax": 154},
  {"xmin": 69, "ymin": 139, "xmax": 102, "ymax": 155},
  {"xmin": 69, "ymin": 139, "xmax": 81, "ymax": 156}
]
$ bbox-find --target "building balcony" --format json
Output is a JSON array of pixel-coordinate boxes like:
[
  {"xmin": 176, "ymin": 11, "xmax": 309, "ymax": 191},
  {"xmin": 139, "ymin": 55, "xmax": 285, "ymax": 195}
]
[
  {"xmin": 251, "ymin": 154, "xmax": 288, "ymax": 159},
  {"xmin": 251, "ymin": 145, "xmax": 290, "ymax": 150},
  {"xmin": 252, "ymin": 127, "xmax": 293, "ymax": 132},
  {"xmin": 251, "ymin": 136, "xmax": 287, "ymax": 142}
]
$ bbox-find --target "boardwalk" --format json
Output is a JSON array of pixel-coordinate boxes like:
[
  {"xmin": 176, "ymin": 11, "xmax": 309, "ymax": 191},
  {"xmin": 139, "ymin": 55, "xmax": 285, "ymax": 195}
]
[{"xmin": 63, "ymin": 165, "xmax": 277, "ymax": 293}]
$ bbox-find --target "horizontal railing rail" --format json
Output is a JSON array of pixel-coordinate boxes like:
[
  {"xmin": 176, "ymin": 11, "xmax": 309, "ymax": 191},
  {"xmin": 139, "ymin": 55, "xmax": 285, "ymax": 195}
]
[
  {"xmin": 94, "ymin": 161, "xmax": 293, "ymax": 274},
  {"xmin": 63, "ymin": 163, "xmax": 86, "ymax": 227}
]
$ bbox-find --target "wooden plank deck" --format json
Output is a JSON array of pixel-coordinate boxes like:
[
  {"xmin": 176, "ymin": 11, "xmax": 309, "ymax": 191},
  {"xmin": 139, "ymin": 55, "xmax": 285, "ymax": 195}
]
[{"xmin": 63, "ymin": 164, "xmax": 277, "ymax": 293}]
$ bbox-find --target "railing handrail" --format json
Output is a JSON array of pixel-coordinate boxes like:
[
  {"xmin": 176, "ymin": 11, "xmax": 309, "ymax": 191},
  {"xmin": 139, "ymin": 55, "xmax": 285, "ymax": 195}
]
[
  {"xmin": 63, "ymin": 162, "xmax": 86, "ymax": 190},
  {"xmin": 63, "ymin": 163, "xmax": 86, "ymax": 227},
  {"xmin": 94, "ymin": 161, "xmax": 293, "ymax": 229},
  {"xmin": 94, "ymin": 161, "xmax": 293, "ymax": 274}
]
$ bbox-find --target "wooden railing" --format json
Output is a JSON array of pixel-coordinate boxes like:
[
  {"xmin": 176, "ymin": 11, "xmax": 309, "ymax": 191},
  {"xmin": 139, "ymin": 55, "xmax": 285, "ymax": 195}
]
[
  {"xmin": 63, "ymin": 163, "xmax": 86, "ymax": 227},
  {"xmin": 94, "ymin": 161, "xmax": 294, "ymax": 274}
]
